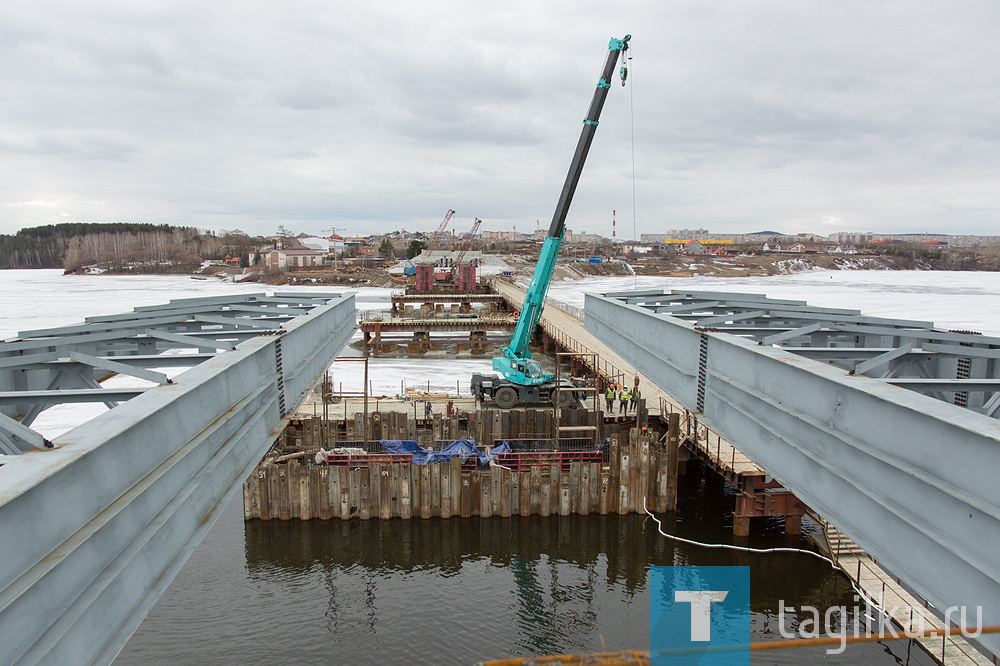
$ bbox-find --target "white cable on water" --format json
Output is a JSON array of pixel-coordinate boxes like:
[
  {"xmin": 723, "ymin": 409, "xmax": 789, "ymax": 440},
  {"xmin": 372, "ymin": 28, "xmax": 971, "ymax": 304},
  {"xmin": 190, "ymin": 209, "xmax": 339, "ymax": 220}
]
[{"xmin": 641, "ymin": 497, "xmax": 890, "ymax": 619}]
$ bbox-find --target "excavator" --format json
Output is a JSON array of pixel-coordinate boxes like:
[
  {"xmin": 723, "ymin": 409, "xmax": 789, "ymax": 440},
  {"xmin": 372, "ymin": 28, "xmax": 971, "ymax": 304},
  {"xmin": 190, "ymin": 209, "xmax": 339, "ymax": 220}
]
[{"xmin": 472, "ymin": 34, "xmax": 631, "ymax": 409}]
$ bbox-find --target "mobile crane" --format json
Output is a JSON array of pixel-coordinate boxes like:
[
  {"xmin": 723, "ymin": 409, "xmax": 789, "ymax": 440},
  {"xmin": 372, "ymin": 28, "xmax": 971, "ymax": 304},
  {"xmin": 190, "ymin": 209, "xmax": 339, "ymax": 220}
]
[{"xmin": 472, "ymin": 34, "xmax": 631, "ymax": 409}]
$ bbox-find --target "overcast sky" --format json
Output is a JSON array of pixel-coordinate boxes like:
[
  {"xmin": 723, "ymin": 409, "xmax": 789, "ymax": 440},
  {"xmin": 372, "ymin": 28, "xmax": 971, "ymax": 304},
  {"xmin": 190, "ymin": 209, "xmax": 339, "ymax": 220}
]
[{"xmin": 2, "ymin": 1, "xmax": 999, "ymax": 239}]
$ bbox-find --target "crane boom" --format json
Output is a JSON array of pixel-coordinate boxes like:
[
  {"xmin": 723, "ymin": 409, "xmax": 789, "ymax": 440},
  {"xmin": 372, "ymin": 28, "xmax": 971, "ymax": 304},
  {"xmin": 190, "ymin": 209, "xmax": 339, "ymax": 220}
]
[
  {"xmin": 494, "ymin": 35, "xmax": 630, "ymax": 387},
  {"xmin": 452, "ymin": 217, "xmax": 482, "ymax": 275},
  {"xmin": 423, "ymin": 209, "xmax": 456, "ymax": 264}
]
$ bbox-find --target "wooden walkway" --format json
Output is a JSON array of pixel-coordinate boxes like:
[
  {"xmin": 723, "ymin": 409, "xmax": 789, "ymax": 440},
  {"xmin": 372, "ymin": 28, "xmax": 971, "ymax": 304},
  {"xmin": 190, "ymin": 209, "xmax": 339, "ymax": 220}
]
[
  {"xmin": 494, "ymin": 280, "xmax": 767, "ymax": 481},
  {"xmin": 818, "ymin": 524, "xmax": 992, "ymax": 665},
  {"xmin": 684, "ymin": 420, "xmax": 768, "ymax": 479}
]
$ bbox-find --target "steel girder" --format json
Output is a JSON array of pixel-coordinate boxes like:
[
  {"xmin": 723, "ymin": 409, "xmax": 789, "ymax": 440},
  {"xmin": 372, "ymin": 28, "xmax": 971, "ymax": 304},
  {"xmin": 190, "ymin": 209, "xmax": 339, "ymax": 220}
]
[
  {"xmin": 0, "ymin": 292, "xmax": 343, "ymax": 454},
  {"xmin": 0, "ymin": 291, "xmax": 357, "ymax": 664},
  {"xmin": 586, "ymin": 289, "xmax": 1000, "ymax": 659}
]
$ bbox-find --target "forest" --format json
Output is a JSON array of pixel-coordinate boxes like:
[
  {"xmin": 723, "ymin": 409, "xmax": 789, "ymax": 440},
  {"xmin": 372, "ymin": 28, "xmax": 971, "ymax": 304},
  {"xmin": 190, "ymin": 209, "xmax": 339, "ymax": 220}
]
[{"xmin": 0, "ymin": 223, "xmax": 259, "ymax": 271}]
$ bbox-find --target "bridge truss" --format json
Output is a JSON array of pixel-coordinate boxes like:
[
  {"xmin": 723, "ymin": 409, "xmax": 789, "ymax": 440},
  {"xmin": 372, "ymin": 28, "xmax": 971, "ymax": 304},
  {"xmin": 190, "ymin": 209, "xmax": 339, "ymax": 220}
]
[
  {"xmin": 585, "ymin": 288, "xmax": 1000, "ymax": 659},
  {"xmin": 0, "ymin": 291, "xmax": 356, "ymax": 663}
]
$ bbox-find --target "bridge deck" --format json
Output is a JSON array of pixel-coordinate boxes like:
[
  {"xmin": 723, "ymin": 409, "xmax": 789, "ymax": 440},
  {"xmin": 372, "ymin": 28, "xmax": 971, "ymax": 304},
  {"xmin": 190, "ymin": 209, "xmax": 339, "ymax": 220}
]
[
  {"xmin": 359, "ymin": 313, "xmax": 517, "ymax": 334},
  {"xmin": 391, "ymin": 293, "xmax": 505, "ymax": 304}
]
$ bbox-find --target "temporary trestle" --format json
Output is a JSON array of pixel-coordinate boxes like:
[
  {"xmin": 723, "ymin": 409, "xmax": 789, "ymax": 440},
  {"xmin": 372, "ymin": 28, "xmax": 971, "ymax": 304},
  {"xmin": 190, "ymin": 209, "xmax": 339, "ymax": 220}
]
[{"xmin": 0, "ymin": 291, "xmax": 357, "ymax": 664}]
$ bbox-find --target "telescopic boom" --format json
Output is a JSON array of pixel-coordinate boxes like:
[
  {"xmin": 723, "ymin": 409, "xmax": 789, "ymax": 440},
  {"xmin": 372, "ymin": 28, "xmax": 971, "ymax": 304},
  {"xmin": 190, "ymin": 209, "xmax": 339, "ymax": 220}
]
[{"xmin": 494, "ymin": 35, "xmax": 631, "ymax": 386}]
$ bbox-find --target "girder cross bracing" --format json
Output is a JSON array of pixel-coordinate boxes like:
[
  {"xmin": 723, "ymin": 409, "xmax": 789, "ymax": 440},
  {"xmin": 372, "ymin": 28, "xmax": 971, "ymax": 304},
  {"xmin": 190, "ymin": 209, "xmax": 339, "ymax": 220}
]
[
  {"xmin": 602, "ymin": 288, "xmax": 1000, "ymax": 417},
  {"xmin": 586, "ymin": 288, "xmax": 1000, "ymax": 660},
  {"xmin": 0, "ymin": 292, "xmax": 328, "ymax": 455},
  {"xmin": 0, "ymin": 290, "xmax": 357, "ymax": 664}
]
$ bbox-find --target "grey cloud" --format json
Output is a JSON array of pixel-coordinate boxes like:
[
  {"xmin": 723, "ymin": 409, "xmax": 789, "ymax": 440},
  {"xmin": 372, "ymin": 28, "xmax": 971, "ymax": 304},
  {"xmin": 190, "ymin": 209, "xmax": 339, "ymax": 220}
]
[{"xmin": 1, "ymin": 1, "xmax": 1000, "ymax": 237}]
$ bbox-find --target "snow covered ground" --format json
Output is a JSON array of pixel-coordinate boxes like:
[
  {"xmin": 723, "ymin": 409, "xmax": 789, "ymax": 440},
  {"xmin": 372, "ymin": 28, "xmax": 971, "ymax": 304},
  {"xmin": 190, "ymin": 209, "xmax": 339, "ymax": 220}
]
[{"xmin": 3, "ymin": 268, "xmax": 999, "ymax": 439}]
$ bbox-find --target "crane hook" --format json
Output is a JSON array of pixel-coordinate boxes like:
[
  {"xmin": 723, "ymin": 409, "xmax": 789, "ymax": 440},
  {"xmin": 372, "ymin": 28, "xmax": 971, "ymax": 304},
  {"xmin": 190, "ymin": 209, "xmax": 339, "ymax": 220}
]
[{"xmin": 620, "ymin": 65, "xmax": 628, "ymax": 86}]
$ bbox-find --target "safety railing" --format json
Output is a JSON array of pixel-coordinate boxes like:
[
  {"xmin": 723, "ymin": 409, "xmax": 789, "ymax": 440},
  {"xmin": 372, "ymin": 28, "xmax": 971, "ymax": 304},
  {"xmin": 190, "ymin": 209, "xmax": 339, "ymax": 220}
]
[
  {"xmin": 492, "ymin": 437, "xmax": 596, "ymax": 452},
  {"xmin": 326, "ymin": 452, "xmax": 481, "ymax": 470},
  {"xmin": 495, "ymin": 451, "xmax": 603, "ymax": 472},
  {"xmin": 658, "ymin": 396, "xmax": 745, "ymax": 472},
  {"xmin": 544, "ymin": 296, "xmax": 584, "ymax": 320}
]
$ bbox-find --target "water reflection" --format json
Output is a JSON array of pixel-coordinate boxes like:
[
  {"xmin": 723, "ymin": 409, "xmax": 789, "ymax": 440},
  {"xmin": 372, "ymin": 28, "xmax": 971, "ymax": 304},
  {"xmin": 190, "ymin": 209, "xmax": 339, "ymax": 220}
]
[
  {"xmin": 119, "ymin": 465, "xmax": 934, "ymax": 665},
  {"xmin": 234, "ymin": 464, "xmax": 932, "ymax": 664}
]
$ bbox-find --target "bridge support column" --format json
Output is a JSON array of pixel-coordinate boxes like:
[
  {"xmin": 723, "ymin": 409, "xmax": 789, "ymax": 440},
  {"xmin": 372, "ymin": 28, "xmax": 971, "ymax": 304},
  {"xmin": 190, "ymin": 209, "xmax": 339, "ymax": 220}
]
[
  {"xmin": 733, "ymin": 515, "xmax": 751, "ymax": 537},
  {"xmin": 784, "ymin": 513, "xmax": 802, "ymax": 535},
  {"xmin": 470, "ymin": 331, "xmax": 486, "ymax": 354},
  {"xmin": 663, "ymin": 413, "xmax": 680, "ymax": 512},
  {"xmin": 409, "ymin": 331, "xmax": 430, "ymax": 353}
]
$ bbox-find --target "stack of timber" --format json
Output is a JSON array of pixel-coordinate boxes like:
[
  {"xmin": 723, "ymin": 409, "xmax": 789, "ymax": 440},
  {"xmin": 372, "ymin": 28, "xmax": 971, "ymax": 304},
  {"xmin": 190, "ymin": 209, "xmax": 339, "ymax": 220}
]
[{"xmin": 243, "ymin": 427, "xmax": 678, "ymax": 521}]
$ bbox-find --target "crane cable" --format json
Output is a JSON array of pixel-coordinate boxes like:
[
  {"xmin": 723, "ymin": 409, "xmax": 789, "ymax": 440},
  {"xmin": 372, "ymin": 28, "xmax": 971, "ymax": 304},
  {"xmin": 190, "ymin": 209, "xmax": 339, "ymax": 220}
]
[{"xmin": 627, "ymin": 46, "xmax": 638, "ymax": 289}]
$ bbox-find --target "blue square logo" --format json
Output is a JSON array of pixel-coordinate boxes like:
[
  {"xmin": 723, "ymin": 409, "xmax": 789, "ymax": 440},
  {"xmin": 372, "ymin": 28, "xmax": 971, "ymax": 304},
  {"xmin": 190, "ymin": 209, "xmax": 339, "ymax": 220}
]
[{"xmin": 650, "ymin": 566, "xmax": 753, "ymax": 665}]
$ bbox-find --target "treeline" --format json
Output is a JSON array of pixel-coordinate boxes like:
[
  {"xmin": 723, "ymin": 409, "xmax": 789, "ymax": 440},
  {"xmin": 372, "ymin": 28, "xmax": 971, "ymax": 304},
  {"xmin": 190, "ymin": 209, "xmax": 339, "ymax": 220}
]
[{"xmin": 0, "ymin": 223, "xmax": 260, "ymax": 271}]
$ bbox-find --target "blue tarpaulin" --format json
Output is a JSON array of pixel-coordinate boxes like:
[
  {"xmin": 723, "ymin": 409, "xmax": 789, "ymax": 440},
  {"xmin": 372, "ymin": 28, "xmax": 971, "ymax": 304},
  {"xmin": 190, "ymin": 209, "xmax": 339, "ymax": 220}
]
[{"xmin": 381, "ymin": 440, "xmax": 511, "ymax": 465}]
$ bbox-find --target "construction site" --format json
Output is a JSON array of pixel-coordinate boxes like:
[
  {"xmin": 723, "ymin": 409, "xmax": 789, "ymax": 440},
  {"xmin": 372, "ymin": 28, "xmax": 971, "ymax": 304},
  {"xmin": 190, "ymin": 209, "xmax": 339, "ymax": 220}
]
[{"xmin": 246, "ymin": 271, "xmax": 795, "ymax": 535}]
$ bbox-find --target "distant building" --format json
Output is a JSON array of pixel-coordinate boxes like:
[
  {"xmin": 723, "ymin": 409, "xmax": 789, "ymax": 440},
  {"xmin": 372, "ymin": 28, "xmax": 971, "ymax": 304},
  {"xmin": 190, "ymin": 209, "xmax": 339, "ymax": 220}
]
[
  {"xmin": 568, "ymin": 232, "xmax": 607, "ymax": 245},
  {"xmin": 680, "ymin": 240, "xmax": 711, "ymax": 256},
  {"xmin": 300, "ymin": 236, "xmax": 344, "ymax": 252},
  {"xmin": 261, "ymin": 248, "xmax": 327, "ymax": 270},
  {"xmin": 481, "ymin": 230, "xmax": 525, "ymax": 242}
]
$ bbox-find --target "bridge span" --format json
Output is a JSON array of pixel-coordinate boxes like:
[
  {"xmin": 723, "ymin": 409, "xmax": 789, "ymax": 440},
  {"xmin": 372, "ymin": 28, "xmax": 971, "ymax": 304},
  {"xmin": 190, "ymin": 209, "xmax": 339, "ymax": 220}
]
[
  {"xmin": 0, "ymin": 291, "xmax": 356, "ymax": 664},
  {"xmin": 586, "ymin": 288, "xmax": 1000, "ymax": 659}
]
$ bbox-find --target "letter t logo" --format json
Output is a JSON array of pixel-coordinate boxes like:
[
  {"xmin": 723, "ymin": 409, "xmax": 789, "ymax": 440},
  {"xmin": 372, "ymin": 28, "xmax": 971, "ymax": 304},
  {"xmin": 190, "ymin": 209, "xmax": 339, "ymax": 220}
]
[{"xmin": 674, "ymin": 590, "xmax": 729, "ymax": 641}]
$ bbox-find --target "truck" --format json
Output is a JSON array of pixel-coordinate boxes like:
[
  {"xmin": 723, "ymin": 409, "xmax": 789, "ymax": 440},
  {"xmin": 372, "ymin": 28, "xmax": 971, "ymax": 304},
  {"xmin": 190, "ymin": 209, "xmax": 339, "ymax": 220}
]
[{"xmin": 472, "ymin": 34, "xmax": 631, "ymax": 409}]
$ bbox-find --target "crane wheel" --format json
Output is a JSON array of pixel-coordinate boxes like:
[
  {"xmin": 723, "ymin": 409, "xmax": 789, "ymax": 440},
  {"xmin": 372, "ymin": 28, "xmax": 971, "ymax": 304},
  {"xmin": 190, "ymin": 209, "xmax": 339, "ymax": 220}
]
[
  {"xmin": 495, "ymin": 387, "xmax": 518, "ymax": 409},
  {"xmin": 557, "ymin": 390, "xmax": 575, "ymax": 409}
]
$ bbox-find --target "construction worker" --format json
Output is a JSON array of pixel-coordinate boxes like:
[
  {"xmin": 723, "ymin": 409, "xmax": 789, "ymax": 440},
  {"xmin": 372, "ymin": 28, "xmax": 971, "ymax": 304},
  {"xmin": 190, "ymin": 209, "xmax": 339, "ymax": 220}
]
[
  {"xmin": 620, "ymin": 386, "xmax": 631, "ymax": 413},
  {"xmin": 605, "ymin": 384, "xmax": 616, "ymax": 412},
  {"xmin": 630, "ymin": 386, "xmax": 640, "ymax": 412}
]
